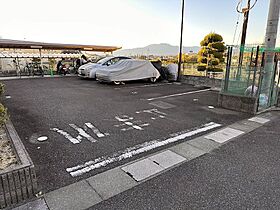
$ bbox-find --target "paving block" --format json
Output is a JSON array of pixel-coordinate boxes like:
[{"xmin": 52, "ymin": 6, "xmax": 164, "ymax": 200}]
[
  {"xmin": 248, "ymin": 117, "xmax": 270, "ymax": 124},
  {"xmin": 229, "ymin": 120, "xmax": 262, "ymax": 132},
  {"xmin": 121, "ymin": 159, "xmax": 164, "ymax": 182},
  {"xmin": 87, "ymin": 168, "xmax": 137, "ymax": 200},
  {"xmin": 44, "ymin": 180, "xmax": 102, "ymax": 210},
  {"xmin": 187, "ymin": 137, "xmax": 221, "ymax": 152},
  {"xmin": 148, "ymin": 150, "xmax": 186, "ymax": 169},
  {"xmin": 170, "ymin": 142, "xmax": 206, "ymax": 160},
  {"xmin": 13, "ymin": 198, "xmax": 48, "ymax": 210},
  {"xmin": 205, "ymin": 128, "xmax": 244, "ymax": 143}
]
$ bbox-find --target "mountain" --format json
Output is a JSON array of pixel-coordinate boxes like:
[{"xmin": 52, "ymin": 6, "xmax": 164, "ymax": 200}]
[{"xmin": 115, "ymin": 43, "xmax": 200, "ymax": 56}]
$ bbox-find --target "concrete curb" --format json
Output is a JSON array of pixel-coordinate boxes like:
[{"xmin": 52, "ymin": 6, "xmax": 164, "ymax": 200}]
[
  {"xmin": 0, "ymin": 119, "xmax": 38, "ymax": 209},
  {"xmin": 0, "ymin": 74, "xmax": 76, "ymax": 81}
]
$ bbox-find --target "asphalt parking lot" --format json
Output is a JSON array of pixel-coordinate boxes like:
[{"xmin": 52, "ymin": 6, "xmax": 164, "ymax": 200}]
[{"xmin": 2, "ymin": 77, "xmax": 250, "ymax": 193}]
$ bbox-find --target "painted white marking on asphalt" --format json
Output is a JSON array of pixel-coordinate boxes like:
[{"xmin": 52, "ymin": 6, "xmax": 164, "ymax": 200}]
[
  {"xmin": 136, "ymin": 109, "xmax": 167, "ymax": 120},
  {"xmin": 248, "ymin": 117, "xmax": 270, "ymax": 124},
  {"xmin": 37, "ymin": 136, "xmax": 48, "ymax": 142},
  {"xmin": 115, "ymin": 116, "xmax": 148, "ymax": 131},
  {"xmin": 51, "ymin": 128, "xmax": 81, "ymax": 144},
  {"xmin": 140, "ymin": 123, "xmax": 150, "ymax": 127},
  {"xmin": 5, "ymin": 95, "xmax": 11, "ymax": 99},
  {"xmin": 146, "ymin": 88, "xmax": 211, "ymax": 101},
  {"xmin": 69, "ymin": 124, "xmax": 97, "ymax": 143},
  {"xmin": 115, "ymin": 116, "xmax": 134, "ymax": 122},
  {"xmin": 66, "ymin": 122, "xmax": 221, "ymax": 177},
  {"xmin": 85, "ymin": 123, "xmax": 106, "ymax": 138}
]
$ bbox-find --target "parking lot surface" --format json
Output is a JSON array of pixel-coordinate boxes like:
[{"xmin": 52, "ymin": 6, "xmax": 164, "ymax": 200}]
[{"xmin": 3, "ymin": 77, "xmax": 250, "ymax": 192}]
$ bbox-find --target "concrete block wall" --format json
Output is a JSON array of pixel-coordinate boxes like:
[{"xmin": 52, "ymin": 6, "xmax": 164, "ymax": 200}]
[
  {"xmin": 181, "ymin": 75, "xmax": 222, "ymax": 88},
  {"xmin": 218, "ymin": 93, "xmax": 258, "ymax": 114},
  {"xmin": 0, "ymin": 167, "xmax": 37, "ymax": 209}
]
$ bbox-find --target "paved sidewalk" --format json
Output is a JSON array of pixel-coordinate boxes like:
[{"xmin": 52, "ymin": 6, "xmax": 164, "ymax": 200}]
[{"xmin": 13, "ymin": 111, "xmax": 279, "ymax": 210}]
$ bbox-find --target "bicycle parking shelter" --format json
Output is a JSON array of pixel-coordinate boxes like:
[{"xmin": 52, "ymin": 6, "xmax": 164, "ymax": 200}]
[{"xmin": 0, "ymin": 39, "xmax": 121, "ymax": 76}]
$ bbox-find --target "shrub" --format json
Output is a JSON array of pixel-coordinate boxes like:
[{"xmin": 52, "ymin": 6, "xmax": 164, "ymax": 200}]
[
  {"xmin": 197, "ymin": 64, "xmax": 207, "ymax": 71},
  {"xmin": 207, "ymin": 67, "xmax": 224, "ymax": 73},
  {"xmin": 0, "ymin": 103, "xmax": 8, "ymax": 127},
  {"xmin": 209, "ymin": 58, "xmax": 219, "ymax": 66},
  {"xmin": 0, "ymin": 83, "xmax": 5, "ymax": 96},
  {"xmin": 197, "ymin": 56, "xmax": 207, "ymax": 64}
]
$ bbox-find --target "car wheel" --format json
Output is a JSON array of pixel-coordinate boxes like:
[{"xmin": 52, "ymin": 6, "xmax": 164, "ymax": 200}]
[
  {"xmin": 150, "ymin": 77, "xmax": 157, "ymax": 83},
  {"xmin": 114, "ymin": 81, "xmax": 121, "ymax": 85}
]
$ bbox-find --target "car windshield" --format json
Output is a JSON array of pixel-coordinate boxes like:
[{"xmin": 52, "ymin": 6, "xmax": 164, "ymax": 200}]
[{"xmin": 96, "ymin": 57, "xmax": 113, "ymax": 64}]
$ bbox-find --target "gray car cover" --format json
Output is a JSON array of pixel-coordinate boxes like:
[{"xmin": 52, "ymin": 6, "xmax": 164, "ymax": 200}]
[{"xmin": 96, "ymin": 59, "xmax": 160, "ymax": 82}]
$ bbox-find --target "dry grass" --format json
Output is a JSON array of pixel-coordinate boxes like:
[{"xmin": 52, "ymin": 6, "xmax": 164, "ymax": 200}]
[{"xmin": 0, "ymin": 128, "xmax": 17, "ymax": 170}]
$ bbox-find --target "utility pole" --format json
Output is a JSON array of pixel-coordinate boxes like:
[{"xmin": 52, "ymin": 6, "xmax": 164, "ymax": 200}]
[
  {"xmin": 264, "ymin": 0, "xmax": 280, "ymax": 50},
  {"xmin": 261, "ymin": 0, "xmax": 280, "ymax": 106},
  {"xmin": 236, "ymin": 0, "xmax": 251, "ymax": 79},
  {"xmin": 177, "ymin": 0, "xmax": 185, "ymax": 81}
]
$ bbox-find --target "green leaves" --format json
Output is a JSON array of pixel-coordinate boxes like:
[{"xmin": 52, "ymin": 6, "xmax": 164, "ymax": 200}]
[{"xmin": 197, "ymin": 32, "xmax": 226, "ymax": 73}]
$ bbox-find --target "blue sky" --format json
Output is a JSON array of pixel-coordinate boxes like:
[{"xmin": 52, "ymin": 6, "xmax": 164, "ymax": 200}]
[{"xmin": 0, "ymin": 0, "xmax": 277, "ymax": 49}]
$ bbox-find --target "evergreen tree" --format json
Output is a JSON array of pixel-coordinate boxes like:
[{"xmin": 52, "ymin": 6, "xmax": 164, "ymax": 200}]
[{"xmin": 197, "ymin": 33, "xmax": 226, "ymax": 75}]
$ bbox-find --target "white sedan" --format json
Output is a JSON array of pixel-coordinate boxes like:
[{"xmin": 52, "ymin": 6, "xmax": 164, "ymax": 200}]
[{"xmin": 78, "ymin": 56, "xmax": 131, "ymax": 79}]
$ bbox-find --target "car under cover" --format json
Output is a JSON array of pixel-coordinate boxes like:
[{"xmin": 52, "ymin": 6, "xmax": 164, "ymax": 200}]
[{"xmin": 96, "ymin": 59, "xmax": 161, "ymax": 82}]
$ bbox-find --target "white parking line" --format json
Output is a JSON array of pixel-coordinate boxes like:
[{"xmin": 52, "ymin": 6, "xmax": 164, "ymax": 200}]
[
  {"xmin": 66, "ymin": 122, "xmax": 221, "ymax": 177},
  {"xmin": 146, "ymin": 88, "xmax": 211, "ymax": 101}
]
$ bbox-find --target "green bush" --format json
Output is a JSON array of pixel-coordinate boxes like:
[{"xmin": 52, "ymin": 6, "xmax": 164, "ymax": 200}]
[
  {"xmin": 209, "ymin": 58, "xmax": 219, "ymax": 66},
  {"xmin": 208, "ymin": 42, "xmax": 226, "ymax": 51},
  {"xmin": 0, "ymin": 103, "xmax": 8, "ymax": 127},
  {"xmin": 197, "ymin": 64, "xmax": 207, "ymax": 71},
  {"xmin": 202, "ymin": 33, "xmax": 223, "ymax": 44},
  {"xmin": 213, "ymin": 52, "xmax": 224, "ymax": 59},
  {"xmin": 197, "ymin": 56, "xmax": 207, "ymax": 64},
  {"xmin": 207, "ymin": 67, "xmax": 224, "ymax": 73},
  {"xmin": 0, "ymin": 83, "xmax": 5, "ymax": 96}
]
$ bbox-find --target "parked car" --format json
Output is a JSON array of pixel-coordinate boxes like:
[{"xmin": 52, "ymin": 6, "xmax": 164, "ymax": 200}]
[
  {"xmin": 78, "ymin": 56, "xmax": 131, "ymax": 79},
  {"xmin": 96, "ymin": 59, "xmax": 161, "ymax": 84}
]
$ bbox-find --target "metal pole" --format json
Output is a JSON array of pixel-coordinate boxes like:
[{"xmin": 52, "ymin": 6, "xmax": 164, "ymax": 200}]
[
  {"xmin": 251, "ymin": 46, "xmax": 259, "ymax": 97},
  {"xmin": 39, "ymin": 49, "xmax": 43, "ymax": 76},
  {"xmin": 224, "ymin": 46, "xmax": 233, "ymax": 92},
  {"xmin": 237, "ymin": 0, "xmax": 251, "ymax": 79},
  {"xmin": 177, "ymin": 0, "xmax": 185, "ymax": 81}
]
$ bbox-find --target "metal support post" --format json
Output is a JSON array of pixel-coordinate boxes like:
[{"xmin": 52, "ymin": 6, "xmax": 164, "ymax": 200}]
[{"xmin": 177, "ymin": 0, "xmax": 185, "ymax": 81}]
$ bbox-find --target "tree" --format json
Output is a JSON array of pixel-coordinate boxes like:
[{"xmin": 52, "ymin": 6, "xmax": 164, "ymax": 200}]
[{"xmin": 197, "ymin": 33, "xmax": 226, "ymax": 75}]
